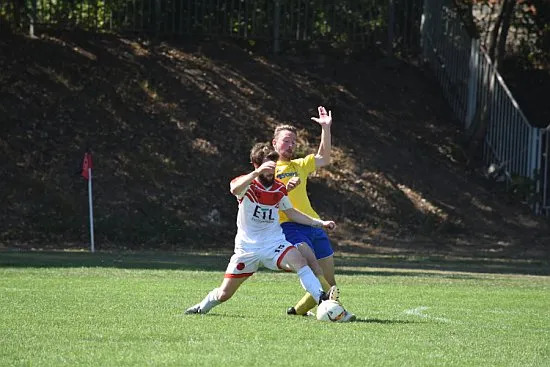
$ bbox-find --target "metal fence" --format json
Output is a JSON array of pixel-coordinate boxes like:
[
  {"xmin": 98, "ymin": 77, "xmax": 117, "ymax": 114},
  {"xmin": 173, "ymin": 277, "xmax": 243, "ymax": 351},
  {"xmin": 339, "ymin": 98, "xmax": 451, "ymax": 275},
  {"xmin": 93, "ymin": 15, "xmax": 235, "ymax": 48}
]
[
  {"xmin": 475, "ymin": 47, "xmax": 544, "ymax": 210},
  {"xmin": 421, "ymin": 0, "xmax": 549, "ymax": 215},
  {"xmin": 0, "ymin": 0, "xmax": 422, "ymax": 54}
]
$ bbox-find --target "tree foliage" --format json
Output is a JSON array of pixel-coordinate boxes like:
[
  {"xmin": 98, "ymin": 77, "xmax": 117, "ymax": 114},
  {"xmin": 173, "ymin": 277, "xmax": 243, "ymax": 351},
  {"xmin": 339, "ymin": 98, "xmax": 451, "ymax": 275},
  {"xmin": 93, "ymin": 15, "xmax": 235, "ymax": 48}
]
[
  {"xmin": 454, "ymin": 0, "xmax": 549, "ymax": 69},
  {"xmin": 0, "ymin": 0, "xmax": 392, "ymax": 48}
]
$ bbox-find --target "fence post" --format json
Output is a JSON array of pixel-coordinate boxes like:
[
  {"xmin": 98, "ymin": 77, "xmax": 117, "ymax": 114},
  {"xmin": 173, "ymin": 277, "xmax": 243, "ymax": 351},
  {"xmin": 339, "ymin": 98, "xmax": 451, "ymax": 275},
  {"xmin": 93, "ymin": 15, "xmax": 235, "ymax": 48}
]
[
  {"xmin": 528, "ymin": 128, "xmax": 542, "ymax": 213},
  {"xmin": 273, "ymin": 0, "xmax": 280, "ymax": 54},
  {"xmin": 543, "ymin": 131, "xmax": 549, "ymax": 215},
  {"xmin": 465, "ymin": 38, "xmax": 480, "ymax": 130},
  {"xmin": 28, "ymin": 0, "xmax": 37, "ymax": 37}
]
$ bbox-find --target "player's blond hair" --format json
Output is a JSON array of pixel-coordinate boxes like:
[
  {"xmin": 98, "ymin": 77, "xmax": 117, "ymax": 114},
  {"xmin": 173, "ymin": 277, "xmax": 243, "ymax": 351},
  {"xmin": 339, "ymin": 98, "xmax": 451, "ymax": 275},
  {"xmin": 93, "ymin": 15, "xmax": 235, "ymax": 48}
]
[
  {"xmin": 250, "ymin": 142, "xmax": 279, "ymax": 166},
  {"xmin": 273, "ymin": 124, "xmax": 297, "ymax": 140}
]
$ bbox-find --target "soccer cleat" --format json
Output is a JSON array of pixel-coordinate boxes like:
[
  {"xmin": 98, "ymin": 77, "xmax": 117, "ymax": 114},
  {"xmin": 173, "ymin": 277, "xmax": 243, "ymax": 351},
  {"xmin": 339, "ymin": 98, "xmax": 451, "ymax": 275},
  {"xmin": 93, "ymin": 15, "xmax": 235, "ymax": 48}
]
[
  {"xmin": 184, "ymin": 305, "xmax": 202, "ymax": 315},
  {"xmin": 327, "ymin": 286, "xmax": 340, "ymax": 302},
  {"xmin": 287, "ymin": 307, "xmax": 314, "ymax": 317},
  {"xmin": 318, "ymin": 285, "xmax": 340, "ymax": 305}
]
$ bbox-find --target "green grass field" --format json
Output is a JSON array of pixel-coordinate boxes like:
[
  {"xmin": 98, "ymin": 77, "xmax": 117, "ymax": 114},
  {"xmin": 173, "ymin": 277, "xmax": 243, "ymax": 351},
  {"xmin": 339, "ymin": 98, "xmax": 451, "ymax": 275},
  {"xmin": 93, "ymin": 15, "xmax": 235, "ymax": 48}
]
[{"xmin": 1, "ymin": 251, "xmax": 548, "ymax": 366}]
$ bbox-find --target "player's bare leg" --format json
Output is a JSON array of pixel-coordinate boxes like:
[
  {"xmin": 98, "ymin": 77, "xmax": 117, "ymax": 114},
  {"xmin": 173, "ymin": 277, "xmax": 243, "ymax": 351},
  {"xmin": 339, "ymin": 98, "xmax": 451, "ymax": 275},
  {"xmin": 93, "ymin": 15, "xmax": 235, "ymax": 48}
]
[
  {"xmin": 296, "ymin": 242, "xmax": 324, "ymax": 276},
  {"xmin": 318, "ymin": 255, "xmax": 336, "ymax": 286},
  {"xmin": 216, "ymin": 277, "xmax": 247, "ymax": 302},
  {"xmin": 185, "ymin": 277, "xmax": 248, "ymax": 314}
]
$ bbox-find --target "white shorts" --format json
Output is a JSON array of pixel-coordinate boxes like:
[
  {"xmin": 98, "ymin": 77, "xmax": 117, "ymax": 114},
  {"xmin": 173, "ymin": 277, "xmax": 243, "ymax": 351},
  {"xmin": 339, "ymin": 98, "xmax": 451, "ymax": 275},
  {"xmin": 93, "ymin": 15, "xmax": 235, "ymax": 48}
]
[{"xmin": 225, "ymin": 240, "xmax": 295, "ymax": 278}]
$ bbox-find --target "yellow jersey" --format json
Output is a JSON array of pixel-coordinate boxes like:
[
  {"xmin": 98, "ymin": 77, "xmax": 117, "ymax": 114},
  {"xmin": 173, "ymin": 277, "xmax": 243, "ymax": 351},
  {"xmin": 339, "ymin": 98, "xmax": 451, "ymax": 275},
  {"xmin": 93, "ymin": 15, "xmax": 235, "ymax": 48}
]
[{"xmin": 275, "ymin": 154, "xmax": 320, "ymax": 223}]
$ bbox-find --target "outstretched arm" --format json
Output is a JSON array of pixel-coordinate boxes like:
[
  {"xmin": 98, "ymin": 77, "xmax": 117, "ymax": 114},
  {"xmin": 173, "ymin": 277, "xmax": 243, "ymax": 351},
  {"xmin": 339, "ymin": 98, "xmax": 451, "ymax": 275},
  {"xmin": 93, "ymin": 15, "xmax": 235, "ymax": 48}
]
[
  {"xmin": 312, "ymin": 106, "xmax": 332, "ymax": 168},
  {"xmin": 283, "ymin": 207, "xmax": 336, "ymax": 230}
]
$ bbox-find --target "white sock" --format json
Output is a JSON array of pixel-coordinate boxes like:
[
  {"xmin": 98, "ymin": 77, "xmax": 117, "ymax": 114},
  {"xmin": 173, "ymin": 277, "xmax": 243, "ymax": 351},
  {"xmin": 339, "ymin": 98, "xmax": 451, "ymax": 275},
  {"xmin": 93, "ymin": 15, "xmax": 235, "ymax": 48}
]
[
  {"xmin": 296, "ymin": 266, "xmax": 323, "ymax": 303},
  {"xmin": 197, "ymin": 288, "xmax": 222, "ymax": 314}
]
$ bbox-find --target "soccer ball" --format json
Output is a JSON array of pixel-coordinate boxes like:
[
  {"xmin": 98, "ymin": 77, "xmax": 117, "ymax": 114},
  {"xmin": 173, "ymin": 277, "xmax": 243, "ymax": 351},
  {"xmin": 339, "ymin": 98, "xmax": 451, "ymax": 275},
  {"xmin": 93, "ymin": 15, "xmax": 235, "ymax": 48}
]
[{"xmin": 316, "ymin": 300, "xmax": 346, "ymax": 322}]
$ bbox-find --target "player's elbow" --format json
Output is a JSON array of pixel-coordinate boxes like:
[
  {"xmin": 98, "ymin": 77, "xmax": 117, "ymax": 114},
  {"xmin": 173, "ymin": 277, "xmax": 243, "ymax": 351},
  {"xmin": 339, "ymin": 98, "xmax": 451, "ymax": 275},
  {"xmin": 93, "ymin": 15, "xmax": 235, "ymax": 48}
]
[
  {"xmin": 229, "ymin": 182, "xmax": 241, "ymax": 196},
  {"xmin": 284, "ymin": 208, "xmax": 296, "ymax": 221},
  {"xmin": 316, "ymin": 156, "xmax": 331, "ymax": 168}
]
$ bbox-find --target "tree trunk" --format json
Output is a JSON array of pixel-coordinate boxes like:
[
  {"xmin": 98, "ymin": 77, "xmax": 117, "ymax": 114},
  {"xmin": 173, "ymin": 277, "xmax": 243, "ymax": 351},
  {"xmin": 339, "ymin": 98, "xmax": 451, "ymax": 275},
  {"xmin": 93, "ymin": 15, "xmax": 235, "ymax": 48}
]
[
  {"xmin": 467, "ymin": 0, "xmax": 515, "ymax": 164},
  {"xmin": 495, "ymin": 0, "xmax": 516, "ymax": 68},
  {"xmin": 11, "ymin": 0, "xmax": 21, "ymax": 28},
  {"xmin": 487, "ymin": 0, "xmax": 508, "ymax": 61}
]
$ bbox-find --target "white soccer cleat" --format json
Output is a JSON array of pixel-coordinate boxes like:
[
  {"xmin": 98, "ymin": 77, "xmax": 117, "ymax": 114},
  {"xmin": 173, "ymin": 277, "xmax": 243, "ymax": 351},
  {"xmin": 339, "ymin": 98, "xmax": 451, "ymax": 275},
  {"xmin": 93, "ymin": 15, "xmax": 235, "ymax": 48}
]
[
  {"xmin": 184, "ymin": 304, "xmax": 202, "ymax": 315},
  {"xmin": 328, "ymin": 285, "xmax": 340, "ymax": 302},
  {"xmin": 320, "ymin": 285, "xmax": 340, "ymax": 303}
]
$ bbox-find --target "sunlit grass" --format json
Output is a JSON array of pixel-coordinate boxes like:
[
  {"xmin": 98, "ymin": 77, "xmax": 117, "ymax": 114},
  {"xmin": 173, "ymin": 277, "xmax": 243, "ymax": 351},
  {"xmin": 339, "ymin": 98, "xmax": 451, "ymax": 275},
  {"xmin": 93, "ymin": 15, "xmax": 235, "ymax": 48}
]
[{"xmin": 1, "ymin": 251, "xmax": 548, "ymax": 366}]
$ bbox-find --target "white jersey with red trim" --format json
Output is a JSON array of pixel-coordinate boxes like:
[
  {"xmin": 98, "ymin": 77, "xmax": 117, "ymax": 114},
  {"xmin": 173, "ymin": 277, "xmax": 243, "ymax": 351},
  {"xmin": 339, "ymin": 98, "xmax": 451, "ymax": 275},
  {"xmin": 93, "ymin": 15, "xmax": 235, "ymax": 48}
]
[{"xmin": 231, "ymin": 177, "xmax": 293, "ymax": 248}]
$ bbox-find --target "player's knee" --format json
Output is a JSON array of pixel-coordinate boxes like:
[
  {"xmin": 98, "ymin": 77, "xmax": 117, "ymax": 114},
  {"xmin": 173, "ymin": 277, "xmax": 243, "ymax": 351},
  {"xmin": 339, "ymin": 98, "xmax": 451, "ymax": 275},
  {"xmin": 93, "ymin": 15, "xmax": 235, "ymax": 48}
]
[
  {"xmin": 312, "ymin": 265, "xmax": 324, "ymax": 277},
  {"xmin": 292, "ymin": 255, "xmax": 308, "ymax": 270}
]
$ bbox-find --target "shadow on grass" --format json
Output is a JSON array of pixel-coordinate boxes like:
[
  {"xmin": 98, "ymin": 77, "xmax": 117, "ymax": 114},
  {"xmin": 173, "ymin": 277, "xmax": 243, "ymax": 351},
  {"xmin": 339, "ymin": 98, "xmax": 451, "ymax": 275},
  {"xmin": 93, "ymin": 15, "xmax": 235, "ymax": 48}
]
[
  {"xmin": 354, "ymin": 319, "xmax": 418, "ymax": 324},
  {"xmin": 335, "ymin": 254, "xmax": 549, "ymax": 276},
  {"xmin": 1, "ymin": 250, "xmax": 548, "ymax": 276},
  {"xmin": 178, "ymin": 313, "xmax": 248, "ymax": 319},
  {"xmin": 177, "ymin": 313, "xmax": 417, "ymax": 325},
  {"xmin": 0, "ymin": 250, "xmax": 230, "ymax": 272}
]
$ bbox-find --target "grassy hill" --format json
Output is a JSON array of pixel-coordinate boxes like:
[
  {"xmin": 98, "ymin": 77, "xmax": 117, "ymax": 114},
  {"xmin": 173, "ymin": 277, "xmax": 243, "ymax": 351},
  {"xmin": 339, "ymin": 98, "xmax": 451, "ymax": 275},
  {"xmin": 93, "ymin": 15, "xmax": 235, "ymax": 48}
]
[{"xmin": 1, "ymin": 30, "xmax": 548, "ymax": 260}]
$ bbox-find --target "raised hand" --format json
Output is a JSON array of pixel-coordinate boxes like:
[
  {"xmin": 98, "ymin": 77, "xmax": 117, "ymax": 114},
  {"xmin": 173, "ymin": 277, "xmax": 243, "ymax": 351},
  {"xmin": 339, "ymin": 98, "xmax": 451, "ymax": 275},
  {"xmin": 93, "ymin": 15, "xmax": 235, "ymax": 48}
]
[
  {"xmin": 286, "ymin": 177, "xmax": 301, "ymax": 192},
  {"xmin": 255, "ymin": 161, "xmax": 276, "ymax": 176},
  {"xmin": 311, "ymin": 106, "xmax": 332, "ymax": 127}
]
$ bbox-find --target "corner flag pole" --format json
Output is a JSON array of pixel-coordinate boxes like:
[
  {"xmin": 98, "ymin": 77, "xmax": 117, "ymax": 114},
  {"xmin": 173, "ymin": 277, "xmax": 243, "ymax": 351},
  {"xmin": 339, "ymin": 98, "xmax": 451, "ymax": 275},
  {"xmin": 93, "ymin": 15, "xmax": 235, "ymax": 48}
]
[{"xmin": 82, "ymin": 153, "xmax": 95, "ymax": 253}]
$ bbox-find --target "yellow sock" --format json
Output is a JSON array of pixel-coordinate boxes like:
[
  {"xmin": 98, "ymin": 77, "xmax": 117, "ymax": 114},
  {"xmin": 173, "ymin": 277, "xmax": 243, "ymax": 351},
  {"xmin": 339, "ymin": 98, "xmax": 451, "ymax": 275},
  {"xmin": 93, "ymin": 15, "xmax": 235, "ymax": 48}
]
[{"xmin": 294, "ymin": 276, "xmax": 331, "ymax": 315}]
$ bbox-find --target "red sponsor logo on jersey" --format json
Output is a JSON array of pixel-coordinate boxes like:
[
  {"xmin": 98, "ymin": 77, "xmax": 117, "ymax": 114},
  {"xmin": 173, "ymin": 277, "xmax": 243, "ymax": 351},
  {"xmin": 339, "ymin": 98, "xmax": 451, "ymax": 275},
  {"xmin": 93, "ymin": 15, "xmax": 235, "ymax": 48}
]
[{"xmin": 236, "ymin": 262, "xmax": 245, "ymax": 270}]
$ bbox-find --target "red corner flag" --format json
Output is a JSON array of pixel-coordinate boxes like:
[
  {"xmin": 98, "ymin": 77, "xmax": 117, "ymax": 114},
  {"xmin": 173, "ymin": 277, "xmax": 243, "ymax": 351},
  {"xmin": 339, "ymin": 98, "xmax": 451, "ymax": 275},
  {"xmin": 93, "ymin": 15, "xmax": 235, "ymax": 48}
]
[{"xmin": 82, "ymin": 153, "xmax": 93, "ymax": 180}]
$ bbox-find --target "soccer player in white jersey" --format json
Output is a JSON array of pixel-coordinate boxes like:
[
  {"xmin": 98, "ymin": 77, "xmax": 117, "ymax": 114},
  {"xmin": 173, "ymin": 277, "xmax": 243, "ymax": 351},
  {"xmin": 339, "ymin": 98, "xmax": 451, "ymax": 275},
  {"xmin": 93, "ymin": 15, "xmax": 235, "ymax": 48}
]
[{"xmin": 184, "ymin": 143, "xmax": 347, "ymax": 316}]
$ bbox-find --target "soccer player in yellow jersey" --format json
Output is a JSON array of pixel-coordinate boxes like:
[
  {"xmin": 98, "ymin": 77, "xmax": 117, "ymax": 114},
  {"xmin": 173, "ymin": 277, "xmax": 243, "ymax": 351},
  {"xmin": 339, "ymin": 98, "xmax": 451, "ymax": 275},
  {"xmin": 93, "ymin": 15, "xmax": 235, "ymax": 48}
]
[{"xmin": 272, "ymin": 106, "xmax": 356, "ymax": 321}]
